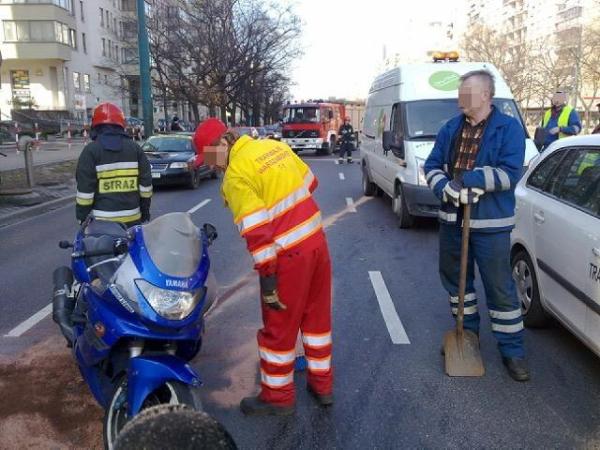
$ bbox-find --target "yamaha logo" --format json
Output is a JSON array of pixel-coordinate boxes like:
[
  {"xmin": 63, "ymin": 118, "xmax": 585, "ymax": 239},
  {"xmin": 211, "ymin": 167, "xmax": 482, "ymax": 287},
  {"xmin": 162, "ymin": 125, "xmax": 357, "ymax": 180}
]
[{"xmin": 166, "ymin": 279, "xmax": 188, "ymax": 288}]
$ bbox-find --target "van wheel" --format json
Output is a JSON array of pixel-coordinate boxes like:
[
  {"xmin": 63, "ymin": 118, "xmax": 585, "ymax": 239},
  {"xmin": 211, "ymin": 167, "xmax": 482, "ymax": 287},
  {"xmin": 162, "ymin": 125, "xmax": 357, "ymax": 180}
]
[
  {"xmin": 362, "ymin": 165, "xmax": 377, "ymax": 197},
  {"xmin": 511, "ymin": 250, "xmax": 549, "ymax": 328},
  {"xmin": 393, "ymin": 183, "xmax": 414, "ymax": 229}
]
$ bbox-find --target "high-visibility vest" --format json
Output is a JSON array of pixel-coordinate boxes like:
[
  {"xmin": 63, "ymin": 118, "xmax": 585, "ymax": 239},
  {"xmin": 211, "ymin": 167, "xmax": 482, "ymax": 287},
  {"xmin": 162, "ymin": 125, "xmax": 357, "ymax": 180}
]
[
  {"xmin": 542, "ymin": 105, "xmax": 574, "ymax": 139},
  {"xmin": 577, "ymin": 152, "xmax": 600, "ymax": 175}
]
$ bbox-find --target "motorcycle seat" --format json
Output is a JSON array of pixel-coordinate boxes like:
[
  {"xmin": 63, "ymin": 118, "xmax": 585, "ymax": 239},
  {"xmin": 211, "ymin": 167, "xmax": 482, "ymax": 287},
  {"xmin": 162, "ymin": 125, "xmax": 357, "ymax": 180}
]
[{"xmin": 84, "ymin": 219, "xmax": 129, "ymax": 238}]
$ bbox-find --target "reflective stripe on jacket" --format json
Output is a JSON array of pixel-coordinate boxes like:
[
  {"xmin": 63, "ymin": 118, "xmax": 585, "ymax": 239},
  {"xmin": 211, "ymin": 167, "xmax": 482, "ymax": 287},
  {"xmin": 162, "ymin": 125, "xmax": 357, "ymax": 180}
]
[
  {"xmin": 424, "ymin": 106, "xmax": 525, "ymax": 232},
  {"xmin": 76, "ymin": 138, "xmax": 152, "ymax": 224},
  {"xmin": 221, "ymin": 136, "xmax": 321, "ymax": 275}
]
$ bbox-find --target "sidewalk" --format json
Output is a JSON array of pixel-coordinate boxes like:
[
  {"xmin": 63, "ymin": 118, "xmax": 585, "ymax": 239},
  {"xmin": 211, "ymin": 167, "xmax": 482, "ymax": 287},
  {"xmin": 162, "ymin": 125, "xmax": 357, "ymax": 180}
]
[{"xmin": 0, "ymin": 138, "xmax": 86, "ymax": 172}]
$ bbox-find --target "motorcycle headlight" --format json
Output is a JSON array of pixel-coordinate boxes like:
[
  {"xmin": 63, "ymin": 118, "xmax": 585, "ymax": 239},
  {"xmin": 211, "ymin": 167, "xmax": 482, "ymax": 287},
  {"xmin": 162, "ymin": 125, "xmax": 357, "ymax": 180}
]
[
  {"xmin": 169, "ymin": 162, "xmax": 189, "ymax": 169},
  {"xmin": 415, "ymin": 157, "xmax": 427, "ymax": 186},
  {"xmin": 135, "ymin": 279, "xmax": 203, "ymax": 320}
]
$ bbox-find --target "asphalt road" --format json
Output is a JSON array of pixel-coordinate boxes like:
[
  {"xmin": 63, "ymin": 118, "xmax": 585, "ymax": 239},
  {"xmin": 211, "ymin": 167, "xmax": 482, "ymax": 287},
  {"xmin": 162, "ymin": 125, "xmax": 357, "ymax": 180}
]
[{"xmin": 1, "ymin": 151, "xmax": 600, "ymax": 449}]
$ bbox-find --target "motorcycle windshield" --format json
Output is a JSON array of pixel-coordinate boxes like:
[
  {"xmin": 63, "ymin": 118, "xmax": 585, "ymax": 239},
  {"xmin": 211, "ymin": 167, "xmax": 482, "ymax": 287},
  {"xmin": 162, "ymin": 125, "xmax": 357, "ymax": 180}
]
[{"xmin": 142, "ymin": 213, "xmax": 202, "ymax": 278}]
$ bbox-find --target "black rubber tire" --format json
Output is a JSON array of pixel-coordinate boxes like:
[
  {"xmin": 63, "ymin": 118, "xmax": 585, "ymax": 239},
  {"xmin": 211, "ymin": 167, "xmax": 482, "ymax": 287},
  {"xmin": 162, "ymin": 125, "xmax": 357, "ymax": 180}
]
[
  {"xmin": 362, "ymin": 165, "xmax": 377, "ymax": 197},
  {"xmin": 511, "ymin": 249, "xmax": 549, "ymax": 328},
  {"xmin": 393, "ymin": 183, "xmax": 414, "ymax": 229},
  {"xmin": 103, "ymin": 378, "xmax": 202, "ymax": 450},
  {"xmin": 187, "ymin": 169, "xmax": 200, "ymax": 189}
]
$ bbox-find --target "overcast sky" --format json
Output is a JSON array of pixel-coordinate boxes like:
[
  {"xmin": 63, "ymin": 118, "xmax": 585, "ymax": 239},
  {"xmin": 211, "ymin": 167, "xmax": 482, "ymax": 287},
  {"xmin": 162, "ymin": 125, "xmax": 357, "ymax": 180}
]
[{"xmin": 290, "ymin": 0, "xmax": 464, "ymax": 101}]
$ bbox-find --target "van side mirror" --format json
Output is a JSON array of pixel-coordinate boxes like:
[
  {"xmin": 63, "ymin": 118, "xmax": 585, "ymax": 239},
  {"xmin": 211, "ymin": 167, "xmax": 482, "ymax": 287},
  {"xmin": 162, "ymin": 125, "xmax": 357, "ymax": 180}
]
[
  {"xmin": 382, "ymin": 130, "xmax": 405, "ymax": 159},
  {"xmin": 533, "ymin": 127, "xmax": 546, "ymax": 151}
]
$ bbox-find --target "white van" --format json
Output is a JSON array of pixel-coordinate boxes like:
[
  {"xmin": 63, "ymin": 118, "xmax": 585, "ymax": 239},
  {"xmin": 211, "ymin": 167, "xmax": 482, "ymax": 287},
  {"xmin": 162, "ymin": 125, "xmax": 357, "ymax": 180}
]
[{"xmin": 360, "ymin": 62, "xmax": 539, "ymax": 228}]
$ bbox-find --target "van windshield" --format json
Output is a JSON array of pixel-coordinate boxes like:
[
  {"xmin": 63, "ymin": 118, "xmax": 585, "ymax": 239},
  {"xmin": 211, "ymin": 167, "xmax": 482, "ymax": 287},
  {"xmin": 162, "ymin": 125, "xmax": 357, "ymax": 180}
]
[
  {"xmin": 283, "ymin": 107, "xmax": 320, "ymax": 124},
  {"xmin": 404, "ymin": 99, "xmax": 524, "ymax": 139}
]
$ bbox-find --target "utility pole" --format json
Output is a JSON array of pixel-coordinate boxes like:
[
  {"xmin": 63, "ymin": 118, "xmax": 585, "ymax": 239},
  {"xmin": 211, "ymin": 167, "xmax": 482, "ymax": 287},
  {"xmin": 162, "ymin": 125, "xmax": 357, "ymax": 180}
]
[{"xmin": 137, "ymin": 0, "xmax": 153, "ymax": 138}]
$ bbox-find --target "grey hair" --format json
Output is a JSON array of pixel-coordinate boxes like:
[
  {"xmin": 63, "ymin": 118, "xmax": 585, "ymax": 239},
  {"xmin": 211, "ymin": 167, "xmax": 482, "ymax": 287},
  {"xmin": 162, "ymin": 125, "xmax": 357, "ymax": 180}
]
[{"xmin": 460, "ymin": 70, "xmax": 495, "ymax": 98}]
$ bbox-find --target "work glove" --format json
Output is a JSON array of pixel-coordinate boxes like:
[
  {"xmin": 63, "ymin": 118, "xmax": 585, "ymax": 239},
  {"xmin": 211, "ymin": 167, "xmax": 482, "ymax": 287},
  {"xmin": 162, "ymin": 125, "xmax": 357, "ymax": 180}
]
[
  {"xmin": 548, "ymin": 127, "xmax": 560, "ymax": 135},
  {"xmin": 459, "ymin": 187, "xmax": 485, "ymax": 205},
  {"xmin": 442, "ymin": 179, "xmax": 462, "ymax": 207},
  {"xmin": 260, "ymin": 275, "xmax": 286, "ymax": 311}
]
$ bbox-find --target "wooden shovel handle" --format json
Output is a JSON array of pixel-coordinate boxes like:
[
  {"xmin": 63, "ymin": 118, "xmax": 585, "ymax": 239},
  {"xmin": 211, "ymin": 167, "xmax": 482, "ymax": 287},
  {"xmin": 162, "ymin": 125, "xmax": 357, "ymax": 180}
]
[{"xmin": 457, "ymin": 203, "xmax": 471, "ymax": 333}]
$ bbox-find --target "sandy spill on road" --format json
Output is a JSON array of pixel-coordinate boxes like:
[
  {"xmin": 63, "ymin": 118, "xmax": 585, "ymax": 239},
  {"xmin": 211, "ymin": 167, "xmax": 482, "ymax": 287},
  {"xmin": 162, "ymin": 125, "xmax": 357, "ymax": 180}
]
[{"xmin": 0, "ymin": 335, "xmax": 103, "ymax": 449}]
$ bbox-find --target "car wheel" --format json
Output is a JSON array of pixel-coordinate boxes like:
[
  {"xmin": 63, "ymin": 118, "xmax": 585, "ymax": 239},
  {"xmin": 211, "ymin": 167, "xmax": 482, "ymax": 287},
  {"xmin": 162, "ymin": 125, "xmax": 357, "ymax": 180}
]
[
  {"xmin": 187, "ymin": 169, "xmax": 200, "ymax": 189},
  {"xmin": 511, "ymin": 249, "xmax": 549, "ymax": 328},
  {"xmin": 362, "ymin": 165, "xmax": 377, "ymax": 197},
  {"xmin": 393, "ymin": 183, "xmax": 414, "ymax": 229}
]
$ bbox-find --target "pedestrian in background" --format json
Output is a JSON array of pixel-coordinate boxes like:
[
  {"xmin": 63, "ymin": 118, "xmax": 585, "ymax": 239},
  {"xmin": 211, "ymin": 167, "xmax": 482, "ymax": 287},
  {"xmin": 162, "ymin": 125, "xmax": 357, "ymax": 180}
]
[
  {"xmin": 592, "ymin": 102, "xmax": 600, "ymax": 134},
  {"xmin": 192, "ymin": 118, "xmax": 334, "ymax": 416},
  {"xmin": 424, "ymin": 70, "xmax": 529, "ymax": 382},
  {"xmin": 540, "ymin": 91, "xmax": 581, "ymax": 149},
  {"xmin": 338, "ymin": 116, "xmax": 355, "ymax": 164}
]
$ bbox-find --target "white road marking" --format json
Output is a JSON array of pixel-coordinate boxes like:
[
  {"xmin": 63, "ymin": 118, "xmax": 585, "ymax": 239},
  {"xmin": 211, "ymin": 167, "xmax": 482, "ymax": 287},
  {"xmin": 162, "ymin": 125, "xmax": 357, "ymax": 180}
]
[
  {"xmin": 5, "ymin": 303, "xmax": 52, "ymax": 337},
  {"xmin": 339, "ymin": 172, "xmax": 345, "ymax": 180},
  {"xmin": 345, "ymin": 197, "xmax": 356, "ymax": 212},
  {"xmin": 368, "ymin": 271, "xmax": 410, "ymax": 344},
  {"xmin": 187, "ymin": 199, "xmax": 212, "ymax": 214}
]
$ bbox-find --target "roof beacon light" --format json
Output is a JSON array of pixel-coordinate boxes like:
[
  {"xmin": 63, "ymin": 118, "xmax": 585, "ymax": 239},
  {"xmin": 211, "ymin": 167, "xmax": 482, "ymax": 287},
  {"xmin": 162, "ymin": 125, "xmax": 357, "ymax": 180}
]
[{"xmin": 432, "ymin": 51, "xmax": 459, "ymax": 63}]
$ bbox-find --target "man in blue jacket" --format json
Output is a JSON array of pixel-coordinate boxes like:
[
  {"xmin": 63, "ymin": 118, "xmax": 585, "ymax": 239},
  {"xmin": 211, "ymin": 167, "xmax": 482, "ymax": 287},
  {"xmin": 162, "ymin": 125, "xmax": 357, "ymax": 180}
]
[{"xmin": 424, "ymin": 70, "xmax": 529, "ymax": 381}]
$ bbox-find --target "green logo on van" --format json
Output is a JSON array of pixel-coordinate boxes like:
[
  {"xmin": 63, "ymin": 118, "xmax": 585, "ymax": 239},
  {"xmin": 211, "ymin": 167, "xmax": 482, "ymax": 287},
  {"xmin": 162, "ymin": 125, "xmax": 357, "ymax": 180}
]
[{"xmin": 429, "ymin": 71, "xmax": 461, "ymax": 91}]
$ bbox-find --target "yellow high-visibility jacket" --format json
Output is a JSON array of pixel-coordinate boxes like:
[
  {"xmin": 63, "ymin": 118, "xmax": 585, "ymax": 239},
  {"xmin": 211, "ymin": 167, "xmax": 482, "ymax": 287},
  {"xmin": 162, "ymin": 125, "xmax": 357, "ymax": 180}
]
[{"xmin": 221, "ymin": 135, "xmax": 321, "ymax": 276}]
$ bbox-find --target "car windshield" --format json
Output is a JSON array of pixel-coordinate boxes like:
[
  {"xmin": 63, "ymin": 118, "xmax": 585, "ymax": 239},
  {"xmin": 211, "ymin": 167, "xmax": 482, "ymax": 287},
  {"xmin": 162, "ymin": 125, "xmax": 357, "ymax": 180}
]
[
  {"xmin": 143, "ymin": 136, "xmax": 193, "ymax": 152},
  {"xmin": 404, "ymin": 99, "xmax": 525, "ymax": 139},
  {"xmin": 235, "ymin": 127, "xmax": 254, "ymax": 136},
  {"xmin": 283, "ymin": 107, "xmax": 320, "ymax": 124}
]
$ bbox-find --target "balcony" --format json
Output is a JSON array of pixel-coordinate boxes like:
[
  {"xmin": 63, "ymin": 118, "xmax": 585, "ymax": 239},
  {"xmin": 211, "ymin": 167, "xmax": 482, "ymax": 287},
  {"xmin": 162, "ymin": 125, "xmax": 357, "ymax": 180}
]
[
  {"xmin": 2, "ymin": 42, "xmax": 72, "ymax": 60},
  {"xmin": 0, "ymin": 4, "xmax": 76, "ymax": 27}
]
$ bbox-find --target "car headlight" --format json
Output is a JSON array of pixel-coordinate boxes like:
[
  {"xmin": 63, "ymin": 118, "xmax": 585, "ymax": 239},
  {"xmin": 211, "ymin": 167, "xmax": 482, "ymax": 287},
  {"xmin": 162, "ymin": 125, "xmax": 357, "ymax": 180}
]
[
  {"xmin": 170, "ymin": 162, "xmax": 189, "ymax": 169},
  {"xmin": 415, "ymin": 157, "xmax": 427, "ymax": 186},
  {"xmin": 135, "ymin": 279, "xmax": 203, "ymax": 320}
]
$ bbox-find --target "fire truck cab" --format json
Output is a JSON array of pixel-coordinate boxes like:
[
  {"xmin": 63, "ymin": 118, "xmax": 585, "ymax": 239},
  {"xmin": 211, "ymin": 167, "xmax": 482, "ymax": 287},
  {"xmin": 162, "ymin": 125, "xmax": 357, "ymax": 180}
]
[{"xmin": 281, "ymin": 101, "xmax": 345, "ymax": 155}]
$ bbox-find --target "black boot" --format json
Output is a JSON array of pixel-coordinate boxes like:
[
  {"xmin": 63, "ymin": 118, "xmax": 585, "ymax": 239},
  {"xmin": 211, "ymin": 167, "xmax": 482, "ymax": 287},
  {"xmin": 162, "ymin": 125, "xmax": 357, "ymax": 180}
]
[
  {"xmin": 307, "ymin": 385, "xmax": 333, "ymax": 407},
  {"xmin": 240, "ymin": 396, "xmax": 294, "ymax": 416},
  {"xmin": 502, "ymin": 357, "xmax": 530, "ymax": 382}
]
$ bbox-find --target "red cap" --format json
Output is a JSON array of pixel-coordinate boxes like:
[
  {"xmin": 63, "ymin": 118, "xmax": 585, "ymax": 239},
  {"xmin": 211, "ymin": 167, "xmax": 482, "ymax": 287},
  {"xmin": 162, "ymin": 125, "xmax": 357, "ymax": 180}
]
[
  {"xmin": 193, "ymin": 118, "xmax": 227, "ymax": 154},
  {"xmin": 91, "ymin": 102, "xmax": 125, "ymax": 128}
]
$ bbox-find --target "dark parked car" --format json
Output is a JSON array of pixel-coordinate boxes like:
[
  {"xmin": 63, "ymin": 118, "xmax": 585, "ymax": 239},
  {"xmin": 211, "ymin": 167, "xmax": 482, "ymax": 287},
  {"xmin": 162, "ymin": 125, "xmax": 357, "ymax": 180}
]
[{"xmin": 142, "ymin": 134, "xmax": 217, "ymax": 189}]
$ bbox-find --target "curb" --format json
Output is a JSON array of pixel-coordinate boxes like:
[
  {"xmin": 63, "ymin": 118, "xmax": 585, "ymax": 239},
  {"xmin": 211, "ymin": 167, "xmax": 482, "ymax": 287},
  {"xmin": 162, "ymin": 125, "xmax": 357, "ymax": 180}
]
[{"xmin": 0, "ymin": 194, "xmax": 75, "ymax": 228}]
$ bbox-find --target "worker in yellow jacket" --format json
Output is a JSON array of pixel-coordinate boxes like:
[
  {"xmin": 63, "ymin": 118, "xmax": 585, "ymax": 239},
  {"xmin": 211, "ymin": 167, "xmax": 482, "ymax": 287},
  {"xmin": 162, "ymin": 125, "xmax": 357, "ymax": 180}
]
[{"xmin": 193, "ymin": 119, "xmax": 333, "ymax": 416}]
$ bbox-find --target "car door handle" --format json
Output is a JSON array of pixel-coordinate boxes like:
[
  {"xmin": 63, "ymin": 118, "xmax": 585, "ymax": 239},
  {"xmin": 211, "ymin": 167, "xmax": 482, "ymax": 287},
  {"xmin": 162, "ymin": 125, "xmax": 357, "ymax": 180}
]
[
  {"xmin": 533, "ymin": 211, "xmax": 545, "ymax": 224},
  {"xmin": 593, "ymin": 248, "xmax": 600, "ymax": 258}
]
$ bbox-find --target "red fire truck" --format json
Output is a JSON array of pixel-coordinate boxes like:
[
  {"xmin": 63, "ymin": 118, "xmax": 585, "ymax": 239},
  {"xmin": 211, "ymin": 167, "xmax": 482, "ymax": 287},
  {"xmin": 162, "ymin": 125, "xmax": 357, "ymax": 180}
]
[{"xmin": 281, "ymin": 101, "xmax": 345, "ymax": 155}]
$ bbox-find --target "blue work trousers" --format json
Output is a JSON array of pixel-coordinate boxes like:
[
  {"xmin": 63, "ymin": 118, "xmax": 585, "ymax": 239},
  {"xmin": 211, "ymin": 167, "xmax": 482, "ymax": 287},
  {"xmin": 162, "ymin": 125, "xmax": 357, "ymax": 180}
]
[{"xmin": 439, "ymin": 224, "xmax": 525, "ymax": 358}]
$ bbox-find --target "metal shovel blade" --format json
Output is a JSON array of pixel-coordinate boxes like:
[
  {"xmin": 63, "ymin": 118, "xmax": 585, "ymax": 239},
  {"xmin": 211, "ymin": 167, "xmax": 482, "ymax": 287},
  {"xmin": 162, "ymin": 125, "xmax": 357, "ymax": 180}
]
[{"xmin": 443, "ymin": 328, "xmax": 485, "ymax": 377}]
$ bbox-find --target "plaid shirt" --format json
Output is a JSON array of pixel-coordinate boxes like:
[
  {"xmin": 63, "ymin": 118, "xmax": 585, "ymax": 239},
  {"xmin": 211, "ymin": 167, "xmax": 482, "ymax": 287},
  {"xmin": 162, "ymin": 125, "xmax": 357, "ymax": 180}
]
[{"xmin": 453, "ymin": 117, "xmax": 487, "ymax": 178}]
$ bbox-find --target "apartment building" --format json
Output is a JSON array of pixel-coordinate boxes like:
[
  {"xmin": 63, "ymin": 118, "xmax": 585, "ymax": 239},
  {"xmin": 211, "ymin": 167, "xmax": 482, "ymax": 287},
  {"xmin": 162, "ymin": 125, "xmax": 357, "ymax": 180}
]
[{"xmin": 0, "ymin": 0, "xmax": 144, "ymax": 122}]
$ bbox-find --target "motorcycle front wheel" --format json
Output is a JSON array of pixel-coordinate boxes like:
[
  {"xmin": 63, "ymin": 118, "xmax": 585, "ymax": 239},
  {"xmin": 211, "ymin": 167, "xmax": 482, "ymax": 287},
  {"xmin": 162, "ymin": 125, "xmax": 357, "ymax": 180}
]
[{"xmin": 103, "ymin": 377, "xmax": 202, "ymax": 450}]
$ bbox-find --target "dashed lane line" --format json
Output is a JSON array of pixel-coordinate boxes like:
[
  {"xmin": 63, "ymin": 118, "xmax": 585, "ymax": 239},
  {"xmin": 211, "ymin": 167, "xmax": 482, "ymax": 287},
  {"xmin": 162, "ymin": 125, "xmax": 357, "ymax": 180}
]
[
  {"xmin": 339, "ymin": 172, "xmax": 345, "ymax": 180},
  {"xmin": 345, "ymin": 197, "xmax": 356, "ymax": 212},
  {"xmin": 187, "ymin": 199, "xmax": 212, "ymax": 214},
  {"xmin": 4, "ymin": 303, "xmax": 52, "ymax": 337},
  {"xmin": 368, "ymin": 271, "xmax": 410, "ymax": 344}
]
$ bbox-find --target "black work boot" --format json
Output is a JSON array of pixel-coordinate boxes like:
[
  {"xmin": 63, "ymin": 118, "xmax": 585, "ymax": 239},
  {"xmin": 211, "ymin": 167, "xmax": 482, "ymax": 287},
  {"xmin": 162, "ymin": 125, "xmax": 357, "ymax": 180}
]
[
  {"xmin": 240, "ymin": 396, "xmax": 295, "ymax": 416},
  {"xmin": 502, "ymin": 357, "xmax": 530, "ymax": 382},
  {"xmin": 307, "ymin": 385, "xmax": 333, "ymax": 407}
]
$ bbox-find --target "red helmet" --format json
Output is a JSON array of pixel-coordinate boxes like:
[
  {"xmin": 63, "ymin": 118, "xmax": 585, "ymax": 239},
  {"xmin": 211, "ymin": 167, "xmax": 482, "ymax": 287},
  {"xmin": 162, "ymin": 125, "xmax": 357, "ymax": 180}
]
[
  {"xmin": 193, "ymin": 118, "xmax": 227, "ymax": 154},
  {"xmin": 91, "ymin": 102, "xmax": 125, "ymax": 128}
]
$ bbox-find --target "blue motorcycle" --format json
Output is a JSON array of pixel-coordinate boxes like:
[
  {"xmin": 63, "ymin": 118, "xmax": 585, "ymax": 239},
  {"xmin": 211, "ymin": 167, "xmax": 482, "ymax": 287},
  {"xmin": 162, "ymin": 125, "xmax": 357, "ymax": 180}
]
[{"xmin": 52, "ymin": 212, "xmax": 217, "ymax": 449}]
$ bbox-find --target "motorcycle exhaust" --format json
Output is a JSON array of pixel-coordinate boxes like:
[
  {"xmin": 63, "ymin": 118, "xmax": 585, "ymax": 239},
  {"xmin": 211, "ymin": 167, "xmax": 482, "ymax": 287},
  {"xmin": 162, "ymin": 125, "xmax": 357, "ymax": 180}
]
[{"xmin": 52, "ymin": 266, "xmax": 75, "ymax": 345}]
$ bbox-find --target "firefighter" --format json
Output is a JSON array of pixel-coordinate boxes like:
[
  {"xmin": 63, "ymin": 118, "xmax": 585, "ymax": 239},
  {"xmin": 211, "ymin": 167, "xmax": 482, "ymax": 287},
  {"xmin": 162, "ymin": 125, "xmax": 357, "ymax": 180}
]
[
  {"xmin": 75, "ymin": 102, "xmax": 153, "ymax": 226},
  {"xmin": 424, "ymin": 70, "xmax": 529, "ymax": 382},
  {"xmin": 338, "ymin": 116, "xmax": 355, "ymax": 163},
  {"xmin": 193, "ymin": 118, "xmax": 333, "ymax": 416},
  {"xmin": 540, "ymin": 91, "xmax": 581, "ymax": 150}
]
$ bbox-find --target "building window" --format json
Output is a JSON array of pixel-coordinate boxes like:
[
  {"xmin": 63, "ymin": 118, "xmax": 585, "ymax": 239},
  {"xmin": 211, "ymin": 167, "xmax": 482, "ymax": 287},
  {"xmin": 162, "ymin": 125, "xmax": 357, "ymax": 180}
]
[
  {"xmin": 0, "ymin": 0, "xmax": 73, "ymax": 10},
  {"xmin": 104, "ymin": 74, "xmax": 108, "ymax": 85},
  {"xmin": 108, "ymin": 39, "xmax": 112, "ymax": 58},
  {"xmin": 98, "ymin": 72, "xmax": 102, "ymax": 84},
  {"xmin": 80, "ymin": 1, "xmax": 84, "ymax": 21},
  {"xmin": 82, "ymin": 32, "xmax": 87, "ymax": 53},
  {"xmin": 100, "ymin": 7, "xmax": 104, "ymax": 27},
  {"xmin": 106, "ymin": 10, "xmax": 110, "ymax": 29},
  {"xmin": 69, "ymin": 28, "xmax": 77, "ymax": 49},
  {"xmin": 102, "ymin": 38, "xmax": 106, "ymax": 56},
  {"xmin": 73, "ymin": 72, "xmax": 81, "ymax": 91},
  {"xmin": 84, "ymin": 74, "xmax": 91, "ymax": 92},
  {"xmin": 3, "ymin": 20, "xmax": 74, "ymax": 46},
  {"xmin": 115, "ymin": 45, "xmax": 119, "ymax": 62},
  {"xmin": 113, "ymin": 18, "xmax": 117, "ymax": 34}
]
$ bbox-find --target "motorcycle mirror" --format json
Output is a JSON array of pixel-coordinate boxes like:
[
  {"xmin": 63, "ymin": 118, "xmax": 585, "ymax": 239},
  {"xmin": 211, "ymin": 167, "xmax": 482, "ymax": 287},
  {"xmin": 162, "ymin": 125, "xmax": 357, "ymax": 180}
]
[
  {"xmin": 59, "ymin": 240, "xmax": 73, "ymax": 249},
  {"xmin": 202, "ymin": 223, "xmax": 218, "ymax": 245}
]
